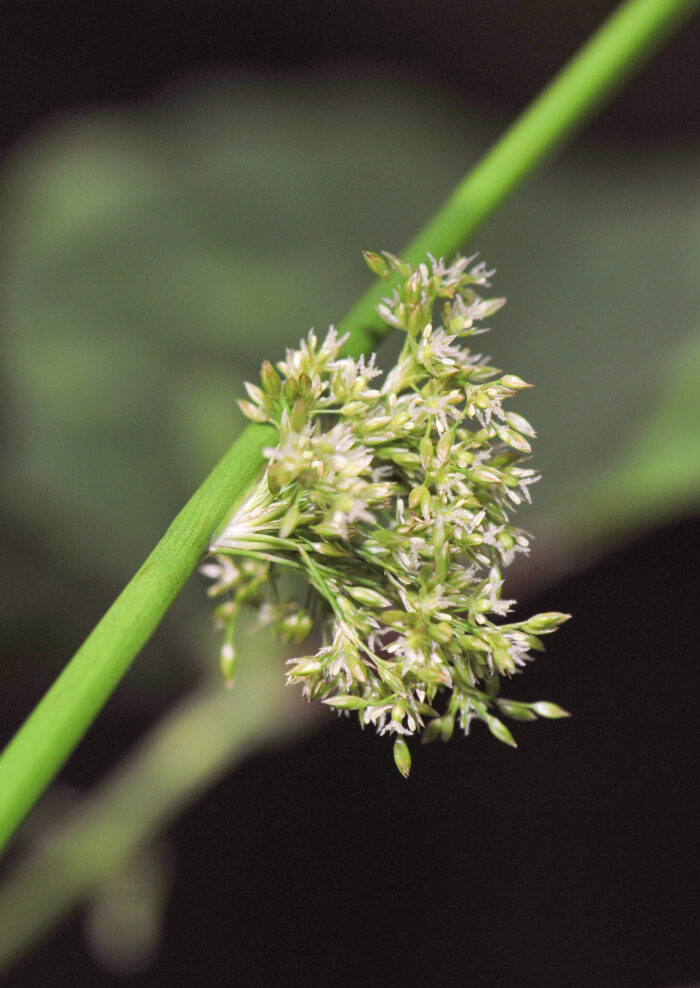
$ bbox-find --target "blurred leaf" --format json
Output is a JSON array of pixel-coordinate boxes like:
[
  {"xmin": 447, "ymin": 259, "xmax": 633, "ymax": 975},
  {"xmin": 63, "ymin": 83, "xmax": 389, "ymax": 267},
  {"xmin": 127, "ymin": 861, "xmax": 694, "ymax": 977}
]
[
  {"xmin": 1, "ymin": 75, "xmax": 697, "ymax": 592},
  {"xmin": 562, "ymin": 329, "xmax": 700, "ymax": 539},
  {"xmin": 83, "ymin": 841, "xmax": 172, "ymax": 977}
]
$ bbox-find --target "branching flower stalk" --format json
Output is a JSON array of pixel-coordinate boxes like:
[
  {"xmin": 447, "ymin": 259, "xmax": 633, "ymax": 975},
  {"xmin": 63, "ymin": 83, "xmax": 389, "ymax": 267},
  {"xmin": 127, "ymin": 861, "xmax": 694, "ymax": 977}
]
[{"xmin": 203, "ymin": 252, "xmax": 570, "ymax": 775}]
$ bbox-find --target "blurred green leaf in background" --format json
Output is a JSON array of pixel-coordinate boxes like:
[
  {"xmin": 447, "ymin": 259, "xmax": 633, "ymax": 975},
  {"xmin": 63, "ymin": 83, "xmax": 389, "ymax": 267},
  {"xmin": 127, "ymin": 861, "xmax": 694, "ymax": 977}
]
[{"xmin": 2, "ymin": 77, "xmax": 697, "ymax": 593}]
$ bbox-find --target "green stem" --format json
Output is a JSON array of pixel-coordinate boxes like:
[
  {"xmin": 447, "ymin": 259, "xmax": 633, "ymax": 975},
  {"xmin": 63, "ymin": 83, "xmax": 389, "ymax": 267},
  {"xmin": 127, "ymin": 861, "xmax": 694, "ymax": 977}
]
[
  {"xmin": 0, "ymin": 423, "xmax": 274, "ymax": 854},
  {"xmin": 339, "ymin": 0, "xmax": 699, "ymax": 357},
  {"xmin": 0, "ymin": 0, "xmax": 695, "ymax": 856}
]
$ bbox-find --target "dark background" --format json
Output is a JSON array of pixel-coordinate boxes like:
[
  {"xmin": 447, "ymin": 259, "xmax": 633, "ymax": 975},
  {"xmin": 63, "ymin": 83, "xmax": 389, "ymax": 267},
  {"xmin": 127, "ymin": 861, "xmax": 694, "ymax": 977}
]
[
  {"xmin": 2, "ymin": 0, "xmax": 699, "ymax": 150},
  {"xmin": 2, "ymin": 1, "xmax": 699, "ymax": 986}
]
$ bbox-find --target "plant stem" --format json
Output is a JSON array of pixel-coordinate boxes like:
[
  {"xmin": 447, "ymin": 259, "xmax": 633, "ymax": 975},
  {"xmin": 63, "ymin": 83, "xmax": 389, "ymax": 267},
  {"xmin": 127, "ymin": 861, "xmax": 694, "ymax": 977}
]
[
  {"xmin": 0, "ymin": 0, "xmax": 696, "ymax": 856},
  {"xmin": 340, "ymin": 0, "xmax": 699, "ymax": 356},
  {"xmin": 0, "ymin": 424, "xmax": 274, "ymax": 854}
]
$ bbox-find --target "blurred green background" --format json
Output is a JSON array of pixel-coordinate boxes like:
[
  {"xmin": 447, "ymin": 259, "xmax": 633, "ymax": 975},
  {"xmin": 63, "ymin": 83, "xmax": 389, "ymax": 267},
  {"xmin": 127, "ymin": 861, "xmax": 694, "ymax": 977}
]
[{"xmin": 1, "ymin": 77, "xmax": 698, "ymax": 700}]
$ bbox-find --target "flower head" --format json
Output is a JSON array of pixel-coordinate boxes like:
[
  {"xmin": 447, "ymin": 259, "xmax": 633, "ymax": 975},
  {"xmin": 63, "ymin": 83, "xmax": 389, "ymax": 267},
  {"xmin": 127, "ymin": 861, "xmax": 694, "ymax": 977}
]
[{"xmin": 203, "ymin": 251, "xmax": 570, "ymax": 774}]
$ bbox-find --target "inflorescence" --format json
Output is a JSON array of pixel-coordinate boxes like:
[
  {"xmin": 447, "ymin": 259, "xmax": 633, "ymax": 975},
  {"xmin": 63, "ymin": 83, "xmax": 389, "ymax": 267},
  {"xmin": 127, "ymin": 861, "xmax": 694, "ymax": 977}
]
[{"xmin": 201, "ymin": 251, "xmax": 569, "ymax": 776}]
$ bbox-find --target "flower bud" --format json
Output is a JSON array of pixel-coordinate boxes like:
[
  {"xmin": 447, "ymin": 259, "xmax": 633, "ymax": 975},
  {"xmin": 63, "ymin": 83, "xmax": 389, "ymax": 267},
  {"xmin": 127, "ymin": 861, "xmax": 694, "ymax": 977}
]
[
  {"xmin": 497, "ymin": 699, "xmax": 537, "ymax": 721},
  {"xmin": 283, "ymin": 377, "xmax": 298, "ymax": 403},
  {"xmin": 421, "ymin": 718, "xmax": 443, "ymax": 744},
  {"xmin": 405, "ymin": 271, "xmax": 422, "ymax": 305},
  {"xmin": 363, "ymin": 250, "xmax": 391, "ymax": 279},
  {"xmin": 408, "ymin": 485, "xmax": 428, "ymax": 511},
  {"xmin": 237, "ymin": 399, "xmax": 267, "ymax": 423},
  {"xmin": 520, "ymin": 612, "xmax": 571, "ymax": 634},
  {"xmin": 416, "ymin": 665, "xmax": 451, "ymax": 685},
  {"xmin": 279, "ymin": 504, "xmax": 300, "ymax": 539},
  {"xmin": 480, "ymin": 296, "xmax": 506, "ymax": 317},
  {"xmin": 419, "ymin": 436, "xmax": 433, "ymax": 471},
  {"xmin": 436, "ymin": 428, "xmax": 455, "ymax": 464},
  {"xmin": 393, "ymin": 737, "xmax": 411, "ymax": 778},
  {"xmin": 344, "ymin": 650, "xmax": 368, "ymax": 683},
  {"xmin": 435, "ymin": 542, "xmax": 450, "ymax": 583},
  {"xmin": 244, "ymin": 381, "xmax": 265, "ymax": 404},
  {"xmin": 219, "ymin": 642, "xmax": 236, "ymax": 688},
  {"xmin": 288, "ymin": 659, "xmax": 323, "ymax": 677},
  {"xmin": 382, "ymin": 252, "xmax": 412, "ymax": 278},
  {"xmin": 505, "ymin": 410, "xmax": 536, "ymax": 437},
  {"xmin": 267, "ymin": 462, "xmax": 287, "ymax": 494},
  {"xmin": 500, "ymin": 374, "xmax": 533, "ymax": 390},
  {"xmin": 312, "ymin": 541, "xmax": 346, "ymax": 557},
  {"xmin": 440, "ymin": 715, "xmax": 455, "ymax": 742},
  {"xmin": 492, "ymin": 643, "xmax": 516, "ymax": 674},
  {"xmin": 260, "ymin": 360, "xmax": 281, "ymax": 398},
  {"xmin": 530, "ymin": 701, "xmax": 571, "ymax": 718},
  {"xmin": 433, "ymin": 512, "xmax": 446, "ymax": 550},
  {"xmin": 485, "ymin": 714, "xmax": 517, "ymax": 747},
  {"xmin": 380, "ymin": 610, "xmax": 408, "ymax": 629},
  {"xmin": 496, "ymin": 425, "xmax": 532, "ymax": 454},
  {"xmin": 457, "ymin": 633, "xmax": 489, "ymax": 652},
  {"xmin": 431, "ymin": 621, "xmax": 453, "ymax": 645},
  {"xmin": 324, "ymin": 695, "xmax": 368, "ymax": 711},
  {"xmin": 278, "ymin": 611, "xmax": 313, "ymax": 643},
  {"xmin": 347, "ymin": 585, "xmax": 393, "ymax": 607},
  {"xmin": 290, "ymin": 398, "xmax": 308, "ymax": 431},
  {"xmin": 472, "ymin": 466, "xmax": 503, "ymax": 484},
  {"xmin": 378, "ymin": 663, "xmax": 405, "ymax": 694}
]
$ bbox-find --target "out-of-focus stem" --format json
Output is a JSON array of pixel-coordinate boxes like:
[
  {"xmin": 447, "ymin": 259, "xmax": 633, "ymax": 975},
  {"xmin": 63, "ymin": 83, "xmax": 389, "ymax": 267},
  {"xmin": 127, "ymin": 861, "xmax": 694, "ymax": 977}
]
[{"xmin": 0, "ymin": 653, "xmax": 310, "ymax": 973}]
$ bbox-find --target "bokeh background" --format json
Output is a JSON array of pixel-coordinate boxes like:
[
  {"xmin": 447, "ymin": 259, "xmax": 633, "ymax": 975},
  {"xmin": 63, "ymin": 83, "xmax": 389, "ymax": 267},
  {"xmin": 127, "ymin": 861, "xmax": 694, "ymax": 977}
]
[{"xmin": 1, "ymin": 2, "xmax": 698, "ymax": 985}]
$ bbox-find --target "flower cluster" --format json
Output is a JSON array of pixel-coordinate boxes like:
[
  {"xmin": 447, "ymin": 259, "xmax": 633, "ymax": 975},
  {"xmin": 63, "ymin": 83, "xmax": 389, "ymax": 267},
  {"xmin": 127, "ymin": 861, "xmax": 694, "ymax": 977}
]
[{"xmin": 202, "ymin": 251, "xmax": 569, "ymax": 776}]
